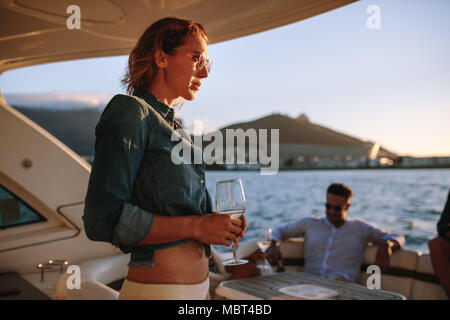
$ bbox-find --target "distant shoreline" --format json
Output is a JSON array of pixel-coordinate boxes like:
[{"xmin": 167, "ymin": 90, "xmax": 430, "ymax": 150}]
[
  {"xmin": 205, "ymin": 166, "xmax": 450, "ymax": 172},
  {"xmin": 81, "ymin": 155, "xmax": 450, "ymax": 171}
]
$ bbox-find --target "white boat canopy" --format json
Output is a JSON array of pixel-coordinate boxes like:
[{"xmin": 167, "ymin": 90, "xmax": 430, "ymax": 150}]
[{"xmin": 0, "ymin": 0, "xmax": 357, "ymax": 74}]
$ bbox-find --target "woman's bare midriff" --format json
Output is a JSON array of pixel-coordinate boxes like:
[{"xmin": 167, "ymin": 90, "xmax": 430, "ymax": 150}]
[{"xmin": 126, "ymin": 240, "xmax": 209, "ymax": 284}]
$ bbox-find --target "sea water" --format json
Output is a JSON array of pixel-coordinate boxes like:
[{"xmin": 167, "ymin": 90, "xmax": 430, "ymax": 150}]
[{"xmin": 206, "ymin": 168, "xmax": 450, "ymax": 254}]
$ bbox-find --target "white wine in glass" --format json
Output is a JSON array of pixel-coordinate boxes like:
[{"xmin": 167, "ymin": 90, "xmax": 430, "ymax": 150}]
[
  {"xmin": 216, "ymin": 179, "xmax": 248, "ymax": 266},
  {"xmin": 257, "ymin": 228, "xmax": 273, "ymax": 275}
]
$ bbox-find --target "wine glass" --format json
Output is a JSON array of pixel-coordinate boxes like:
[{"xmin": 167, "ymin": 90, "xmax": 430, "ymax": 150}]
[
  {"xmin": 257, "ymin": 228, "xmax": 274, "ymax": 275},
  {"xmin": 215, "ymin": 178, "xmax": 248, "ymax": 266}
]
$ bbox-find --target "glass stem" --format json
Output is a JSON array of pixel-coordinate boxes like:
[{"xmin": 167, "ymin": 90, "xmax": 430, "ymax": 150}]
[{"xmin": 233, "ymin": 246, "xmax": 238, "ymax": 263}]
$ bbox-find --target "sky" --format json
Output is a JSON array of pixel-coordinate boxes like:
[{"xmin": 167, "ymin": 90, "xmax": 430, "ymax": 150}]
[{"xmin": 1, "ymin": 0, "xmax": 449, "ymax": 157}]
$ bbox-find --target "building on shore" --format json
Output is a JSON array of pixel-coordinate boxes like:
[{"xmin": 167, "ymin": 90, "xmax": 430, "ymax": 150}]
[{"xmin": 395, "ymin": 156, "xmax": 450, "ymax": 168}]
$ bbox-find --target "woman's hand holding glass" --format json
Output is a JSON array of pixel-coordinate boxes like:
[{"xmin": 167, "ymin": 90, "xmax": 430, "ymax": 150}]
[
  {"xmin": 215, "ymin": 179, "xmax": 248, "ymax": 265},
  {"xmin": 193, "ymin": 212, "xmax": 245, "ymax": 247}
]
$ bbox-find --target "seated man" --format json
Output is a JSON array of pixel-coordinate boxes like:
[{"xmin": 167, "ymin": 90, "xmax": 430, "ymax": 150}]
[
  {"xmin": 428, "ymin": 189, "xmax": 450, "ymax": 299},
  {"xmin": 268, "ymin": 183, "xmax": 405, "ymax": 283}
]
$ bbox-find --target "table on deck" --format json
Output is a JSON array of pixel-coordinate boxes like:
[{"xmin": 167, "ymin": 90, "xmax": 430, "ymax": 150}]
[{"xmin": 215, "ymin": 271, "xmax": 405, "ymax": 300}]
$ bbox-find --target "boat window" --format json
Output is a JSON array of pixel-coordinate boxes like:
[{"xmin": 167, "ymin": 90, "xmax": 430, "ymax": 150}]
[{"xmin": 0, "ymin": 184, "xmax": 46, "ymax": 229}]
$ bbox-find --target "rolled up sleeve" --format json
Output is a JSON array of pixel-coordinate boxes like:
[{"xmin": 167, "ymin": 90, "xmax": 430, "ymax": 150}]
[
  {"xmin": 112, "ymin": 203, "xmax": 154, "ymax": 252},
  {"xmin": 363, "ymin": 220, "xmax": 405, "ymax": 248},
  {"xmin": 83, "ymin": 95, "xmax": 154, "ymax": 253},
  {"xmin": 272, "ymin": 217, "xmax": 309, "ymax": 242}
]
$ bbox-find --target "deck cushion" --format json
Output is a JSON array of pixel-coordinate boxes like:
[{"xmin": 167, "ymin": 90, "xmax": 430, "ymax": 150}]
[{"xmin": 410, "ymin": 254, "xmax": 448, "ymax": 300}]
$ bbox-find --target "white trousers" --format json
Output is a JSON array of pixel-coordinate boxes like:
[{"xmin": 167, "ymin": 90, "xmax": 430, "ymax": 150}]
[{"xmin": 118, "ymin": 277, "xmax": 210, "ymax": 300}]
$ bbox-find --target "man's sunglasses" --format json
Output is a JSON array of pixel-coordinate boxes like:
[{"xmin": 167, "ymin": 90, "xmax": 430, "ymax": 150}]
[{"xmin": 325, "ymin": 203, "xmax": 345, "ymax": 212}]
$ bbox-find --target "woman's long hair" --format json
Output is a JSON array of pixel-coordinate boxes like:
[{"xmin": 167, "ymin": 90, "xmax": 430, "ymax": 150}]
[{"xmin": 122, "ymin": 17, "xmax": 208, "ymax": 95}]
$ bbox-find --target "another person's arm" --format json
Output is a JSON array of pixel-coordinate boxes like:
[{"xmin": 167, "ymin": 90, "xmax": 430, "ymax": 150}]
[
  {"xmin": 428, "ymin": 190, "xmax": 450, "ymax": 298},
  {"xmin": 437, "ymin": 189, "xmax": 450, "ymax": 240}
]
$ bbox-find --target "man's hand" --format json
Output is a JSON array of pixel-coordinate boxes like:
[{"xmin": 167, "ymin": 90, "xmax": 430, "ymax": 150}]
[
  {"xmin": 375, "ymin": 240, "xmax": 400, "ymax": 273},
  {"xmin": 225, "ymin": 245, "xmax": 282, "ymax": 279},
  {"xmin": 266, "ymin": 240, "xmax": 285, "ymax": 272},
  {"xmin": 225, "ymin": 248, "xmax": 261, "ymax": 279}
]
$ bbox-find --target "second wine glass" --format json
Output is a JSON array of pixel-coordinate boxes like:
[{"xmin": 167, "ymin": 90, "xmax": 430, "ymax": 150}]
[
  {"xmin": 215, "ymin": 178, "xmax": 248, "ymax": 266},
  {"xmin": 257, "ymin": 228, "xmax": 274, "ymax": 275}
]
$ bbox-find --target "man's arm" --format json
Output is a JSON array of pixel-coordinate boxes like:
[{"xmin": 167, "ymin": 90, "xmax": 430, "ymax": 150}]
[
  {"xmin": 375, "ymin": 239, "xmax": 401, "ymax": 272},
  {"xmin": 266, "ymin": 218, "xmax": 310, "ymax": 272},
  {"xmin": 271, "ymin": 218, "xmax": 309, "ymax": 243},
  {"xmin": 363, "ymin": 220, "xmax": 405, "ymax": 273}
]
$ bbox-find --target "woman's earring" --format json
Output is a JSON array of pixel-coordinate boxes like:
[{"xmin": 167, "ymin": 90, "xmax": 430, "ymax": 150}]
[{"xmin": 173, "ymin": 97, "xmax": 185, "ymax": 109}]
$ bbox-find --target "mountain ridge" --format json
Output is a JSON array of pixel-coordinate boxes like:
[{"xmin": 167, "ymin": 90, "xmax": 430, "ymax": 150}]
[
  {"xmin": 12, "ymin": 106, "xmax": 395, "ymax": 157},
  {"xmin": 222, "ymin": 113, "xmax": 370, "ymax": 146}
]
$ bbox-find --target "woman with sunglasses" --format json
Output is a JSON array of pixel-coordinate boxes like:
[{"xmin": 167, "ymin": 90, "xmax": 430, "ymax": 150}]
[{"xmin": 83, "ymin": 17, "xmax": 246, "ymax": 300}]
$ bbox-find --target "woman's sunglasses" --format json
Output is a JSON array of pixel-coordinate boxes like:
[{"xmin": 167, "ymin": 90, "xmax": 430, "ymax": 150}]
[{"xmin": 173, "ymin": 48, "xmax": 212, "ymax": 73}]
